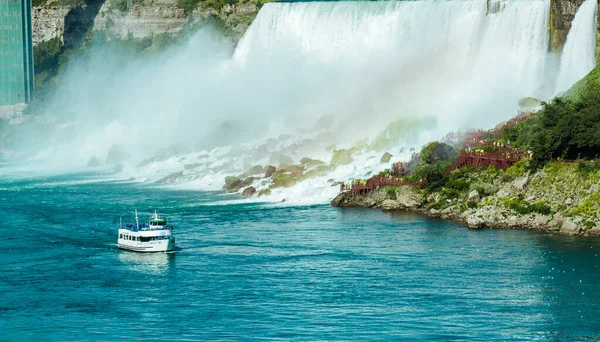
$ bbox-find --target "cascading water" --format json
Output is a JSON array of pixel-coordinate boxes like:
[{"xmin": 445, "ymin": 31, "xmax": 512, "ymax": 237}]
[
  {"xmin": 555, "ymin": 0, "xmax": 598, "ymax": 93},
  {"xmin": 7, "ymin": 0, "xmax": 599, "ymax": 204},
  {"xmin": 236, "ymin": 0, "xmax": 552, "ymax": 130}
]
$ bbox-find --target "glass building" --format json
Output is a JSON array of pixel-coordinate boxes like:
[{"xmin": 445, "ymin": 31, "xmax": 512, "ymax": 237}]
[{"xmin": 0, "ymin": 0, "xmax": 34, "ymax": 105}]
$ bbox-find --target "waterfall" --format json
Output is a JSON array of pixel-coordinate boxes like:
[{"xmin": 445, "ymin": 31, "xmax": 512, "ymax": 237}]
[
  {"xmin": 234, "ymin": 0, "xmax": 552, "ymax": 131},
  {"xmin": 555, "ymin": 0, "xmax": 598, "ymax": 93}
]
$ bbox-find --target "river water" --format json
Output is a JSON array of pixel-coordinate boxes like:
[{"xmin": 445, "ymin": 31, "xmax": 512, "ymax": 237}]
[{"xmin": 1, "ymin": 172, "xmax": 599, "ymax": 340}]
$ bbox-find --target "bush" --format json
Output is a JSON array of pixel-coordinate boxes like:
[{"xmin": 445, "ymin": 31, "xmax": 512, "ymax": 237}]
[
  {"xmin": 383, "ymin": 186, "xmax": 397, "ymax": 200},
  {"xmin": 506, "ymin": 158, "xmax": 529, "ymax": 177},
  {"xmin": 469, "ymin": 182, "xmax": 498, "ymax": 196},
  {"xmin": 420, "ymin": 141, "xmax": 459, "ymax": 166},
  {"xmin": 502, "ymin": 198, "xmax": 552, "ymax": 215},
  {"xmin": 467, "ymin": 200, "xmax": 478, "ymax": 209}
]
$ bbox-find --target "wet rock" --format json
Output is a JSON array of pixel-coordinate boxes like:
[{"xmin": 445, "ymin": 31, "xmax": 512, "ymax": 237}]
[
  {"xmin": 331, "ymin": 193, "xmax": 346, "ymax": 206},
  {"xmin": 380, "ymin": 152, "xmax": 393, "ymax": 163},
  {"xmin": 223, "ymin": 176, "xmax": 254, "ymax": 193},
  {"xmin": 241, "ymin": 186, "xmax": 256, "ymax": 197},
  {"xmin": 87, "ymin": 156, "xmax": 101, "ymax": 167},
  {"xmin": 300, "ymin": 157, "xmax": 325, "ymax": 167},
  {"xmin": 518, "ymin": 97, "xmax": 542, "ymax": 108},
  {"xmin": 105, "ymin": 145, "xmax": 128, "ymax": 165},
  {"xmin": 257, "ymin": 188, "xmax": 271, "ymax": 197},
  {"xmin": 271, "ymin": 172, "xmax": 297, "ymax": 188},
  {"xmin": 264, "ymin": 165, "xmax": 276, "ymax": 178},
  {"xmin": 331, "ymin": 149, "xmax": 354, "ymax": 165},
  {"xmin": 156, "ymin": 171, "xmax": 183, "ymax": 184}
]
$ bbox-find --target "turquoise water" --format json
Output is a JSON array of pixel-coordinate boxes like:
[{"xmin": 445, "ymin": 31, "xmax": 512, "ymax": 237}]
[{"xmin": 1, "ymin": 173, "xmax": 600, "ymax": 340}]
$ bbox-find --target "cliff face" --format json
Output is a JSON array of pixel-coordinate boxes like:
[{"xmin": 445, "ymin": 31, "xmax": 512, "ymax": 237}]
[
  {"xmin": 332, "ymin": 161, "xmax": 600, "ymax": 237},
  {"xmin": 32, "ymin": 0, "xmax": 259, "ymax": 47},
  {"xmin": 549, "ymin": 0, "xmax": 600, "ymax": 62}
]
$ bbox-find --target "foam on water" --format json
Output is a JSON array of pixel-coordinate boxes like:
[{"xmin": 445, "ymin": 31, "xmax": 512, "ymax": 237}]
[{"xmin": 3, "ymin": 0, "xmax": 598, "ymax": 205}]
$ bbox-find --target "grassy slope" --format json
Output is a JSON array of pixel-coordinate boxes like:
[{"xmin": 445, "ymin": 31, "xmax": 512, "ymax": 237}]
[{"xmin": 563, "ymin": 65, "xmax": 600, "ymax": 101}]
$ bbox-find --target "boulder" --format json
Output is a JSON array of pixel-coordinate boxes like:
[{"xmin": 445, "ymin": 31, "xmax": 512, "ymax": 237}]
[
  {"xmin": 518, "ymin": 97, "xmax": 542, "ymax": 108},
  {"xmin": 271, "ymin": 172, "xmax": 297, "ymax": 188},
  {"xmin": 468, "ymin": 190, "xmax": 480, "ymax": 202},
  {"xmin": 380, "ymin": 152, "xmax": 393, "ymax": 163},
  {"xmin": 330, "ymin": 193, "xmax": 345, "ymax": 206},
  {"xmin": 257, "ymin": 188, "xmax": 271, "ymax": 197},
  {"xmin": 87, "ymin": 156, "xmax": 101, "ymax": 167},
  {"xmin": 155, "ymin": 171, "xmax": 183, "ymax": 184},
  {"xmin": 241, "ymin": 186, "xmax": 256, "ymax": 198},
  {"xmin": 300, "ymin": 157, "xmax": 325, "ymax": 167},
  {"xmin": 264, "ymin": 165, "xmax": 276, "ymax": 178},
  {"xmin": 105, "ymin": 145, "xmax": 128, "ymax": 165},
  {"xmin": 560, "ymin": 219, "xmax": 580, "ymax": 235},
  {"xmin": 396, "ymin": 186, "xmax": 422, "ymax": 209},
  {"xmin": 381, "ymin": 199, "xmax": 400, "ymax": 211},
  {"xmin": 467, "ymin": 214, "xmax": 484, "ymax": 229},
  {"xmin": 331, "ymin": 149, "xmax": 354, "ymax": 165},
  {"xmin": 223, "ymin": 176, "xmax": 254, "ymax": 193}
]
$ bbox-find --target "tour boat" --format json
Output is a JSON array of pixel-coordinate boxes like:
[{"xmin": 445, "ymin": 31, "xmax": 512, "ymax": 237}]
[{"xmin": 118, "ymin": 210, "xmax": 175, "ymax": 252}]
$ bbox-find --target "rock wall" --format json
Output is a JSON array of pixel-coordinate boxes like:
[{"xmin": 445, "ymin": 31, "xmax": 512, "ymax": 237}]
[
  {"xmin": 32, "ymin": 6, "xmax": 71, "ymax": 45},
  {"xmin": 32, "ymin": 0, "xmax": 259, "ymax": 46},
  {"xmin": 549, "ymin": 0, "xmax": 600, "ymax": 63}
]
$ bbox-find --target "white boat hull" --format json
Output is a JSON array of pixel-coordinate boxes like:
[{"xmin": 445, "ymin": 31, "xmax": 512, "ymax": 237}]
[
  {"xmin": 118, "ymin": 238, "xmax": 175, "ymax": 252},
  {"xmin": 118, "ymin": 227, "xmax": 175, "ymax": 253}
]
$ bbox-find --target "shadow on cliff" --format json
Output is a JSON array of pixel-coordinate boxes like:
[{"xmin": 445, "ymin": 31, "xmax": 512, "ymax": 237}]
[{"xmin": 63, "ymin": 0, "xmax": 106, "ymax": 48}]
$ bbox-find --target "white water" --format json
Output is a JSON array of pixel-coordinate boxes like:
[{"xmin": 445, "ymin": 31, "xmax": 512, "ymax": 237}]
[
  {"xmin": 556, "ymin": 0, "xmax": 598, "ymax": 93},
  {"xmin": 237, "ymin": 0, "xmax": 552, "ymax": 131},
  {"xmin": 4, "ymin": 0, "xmax": 598, "ymax": 204}
]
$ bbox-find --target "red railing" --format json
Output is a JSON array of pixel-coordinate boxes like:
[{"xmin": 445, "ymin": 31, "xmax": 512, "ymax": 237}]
[
  {"xmin": 444, "ymin": 149, "xmax": 529, "ymax": 175},
  {"xmin": 340, "ymin": 176, "xmax": 426, "ymax": 196}
]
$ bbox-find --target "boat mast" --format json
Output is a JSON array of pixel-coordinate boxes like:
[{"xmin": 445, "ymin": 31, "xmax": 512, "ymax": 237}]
[
  {"xmin": 120, "ymin": 216, "xmax": 122, "ymax": 228},
  {"xmin": 135, "ymin": 209, "xmax": 139, "ymax": 230}
]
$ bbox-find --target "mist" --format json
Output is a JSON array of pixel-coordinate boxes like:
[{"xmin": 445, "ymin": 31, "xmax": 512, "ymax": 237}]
[{"xmin": 3, "ymin": 0, "xmax": 595, "ymax": 199}]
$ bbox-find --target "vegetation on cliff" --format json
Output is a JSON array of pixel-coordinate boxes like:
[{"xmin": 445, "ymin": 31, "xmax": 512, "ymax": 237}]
[{"xmin": 503, "ymin": 65, "xmax": 600, "ymax": 168}]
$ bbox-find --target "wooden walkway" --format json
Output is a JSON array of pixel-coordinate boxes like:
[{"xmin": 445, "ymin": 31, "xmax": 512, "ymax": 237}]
[
  {"xmin": 341, "ymin": 148, "xmax": 529, "ymax": 196},
  {"xmin": 340, "ymin": 176, "xmax": 426, "ymax": 196},
  {"xmin": 443, "ymin": 149, "xmax": 528, "ymax": 176}
]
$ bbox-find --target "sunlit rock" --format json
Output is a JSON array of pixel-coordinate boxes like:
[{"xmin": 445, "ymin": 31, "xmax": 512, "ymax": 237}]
[
  {"xmin": 264, "ymin": 165, "xmax": 276, "ymax": 178},
  {"xmin": 241, "ymin": 186, "xmax": 256, "ymax": 197},
  {"xmin": 380, "ymin": 152, "xmax": 392, "ymax": 163}
]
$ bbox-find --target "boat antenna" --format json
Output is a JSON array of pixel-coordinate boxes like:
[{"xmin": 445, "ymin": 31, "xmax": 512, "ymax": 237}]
[
  {"xmin": 120, "ymin": 216, "xmax": 122, "ymax": 229},
  {"xmin": 135, "ymin": 209, "xmax": 139, "ymax": 230}
]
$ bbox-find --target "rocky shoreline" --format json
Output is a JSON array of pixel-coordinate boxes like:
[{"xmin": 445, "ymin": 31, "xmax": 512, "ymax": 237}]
[{"xmin": 331, "ymin": 161, "xmax": 600, "ymax": 237}]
